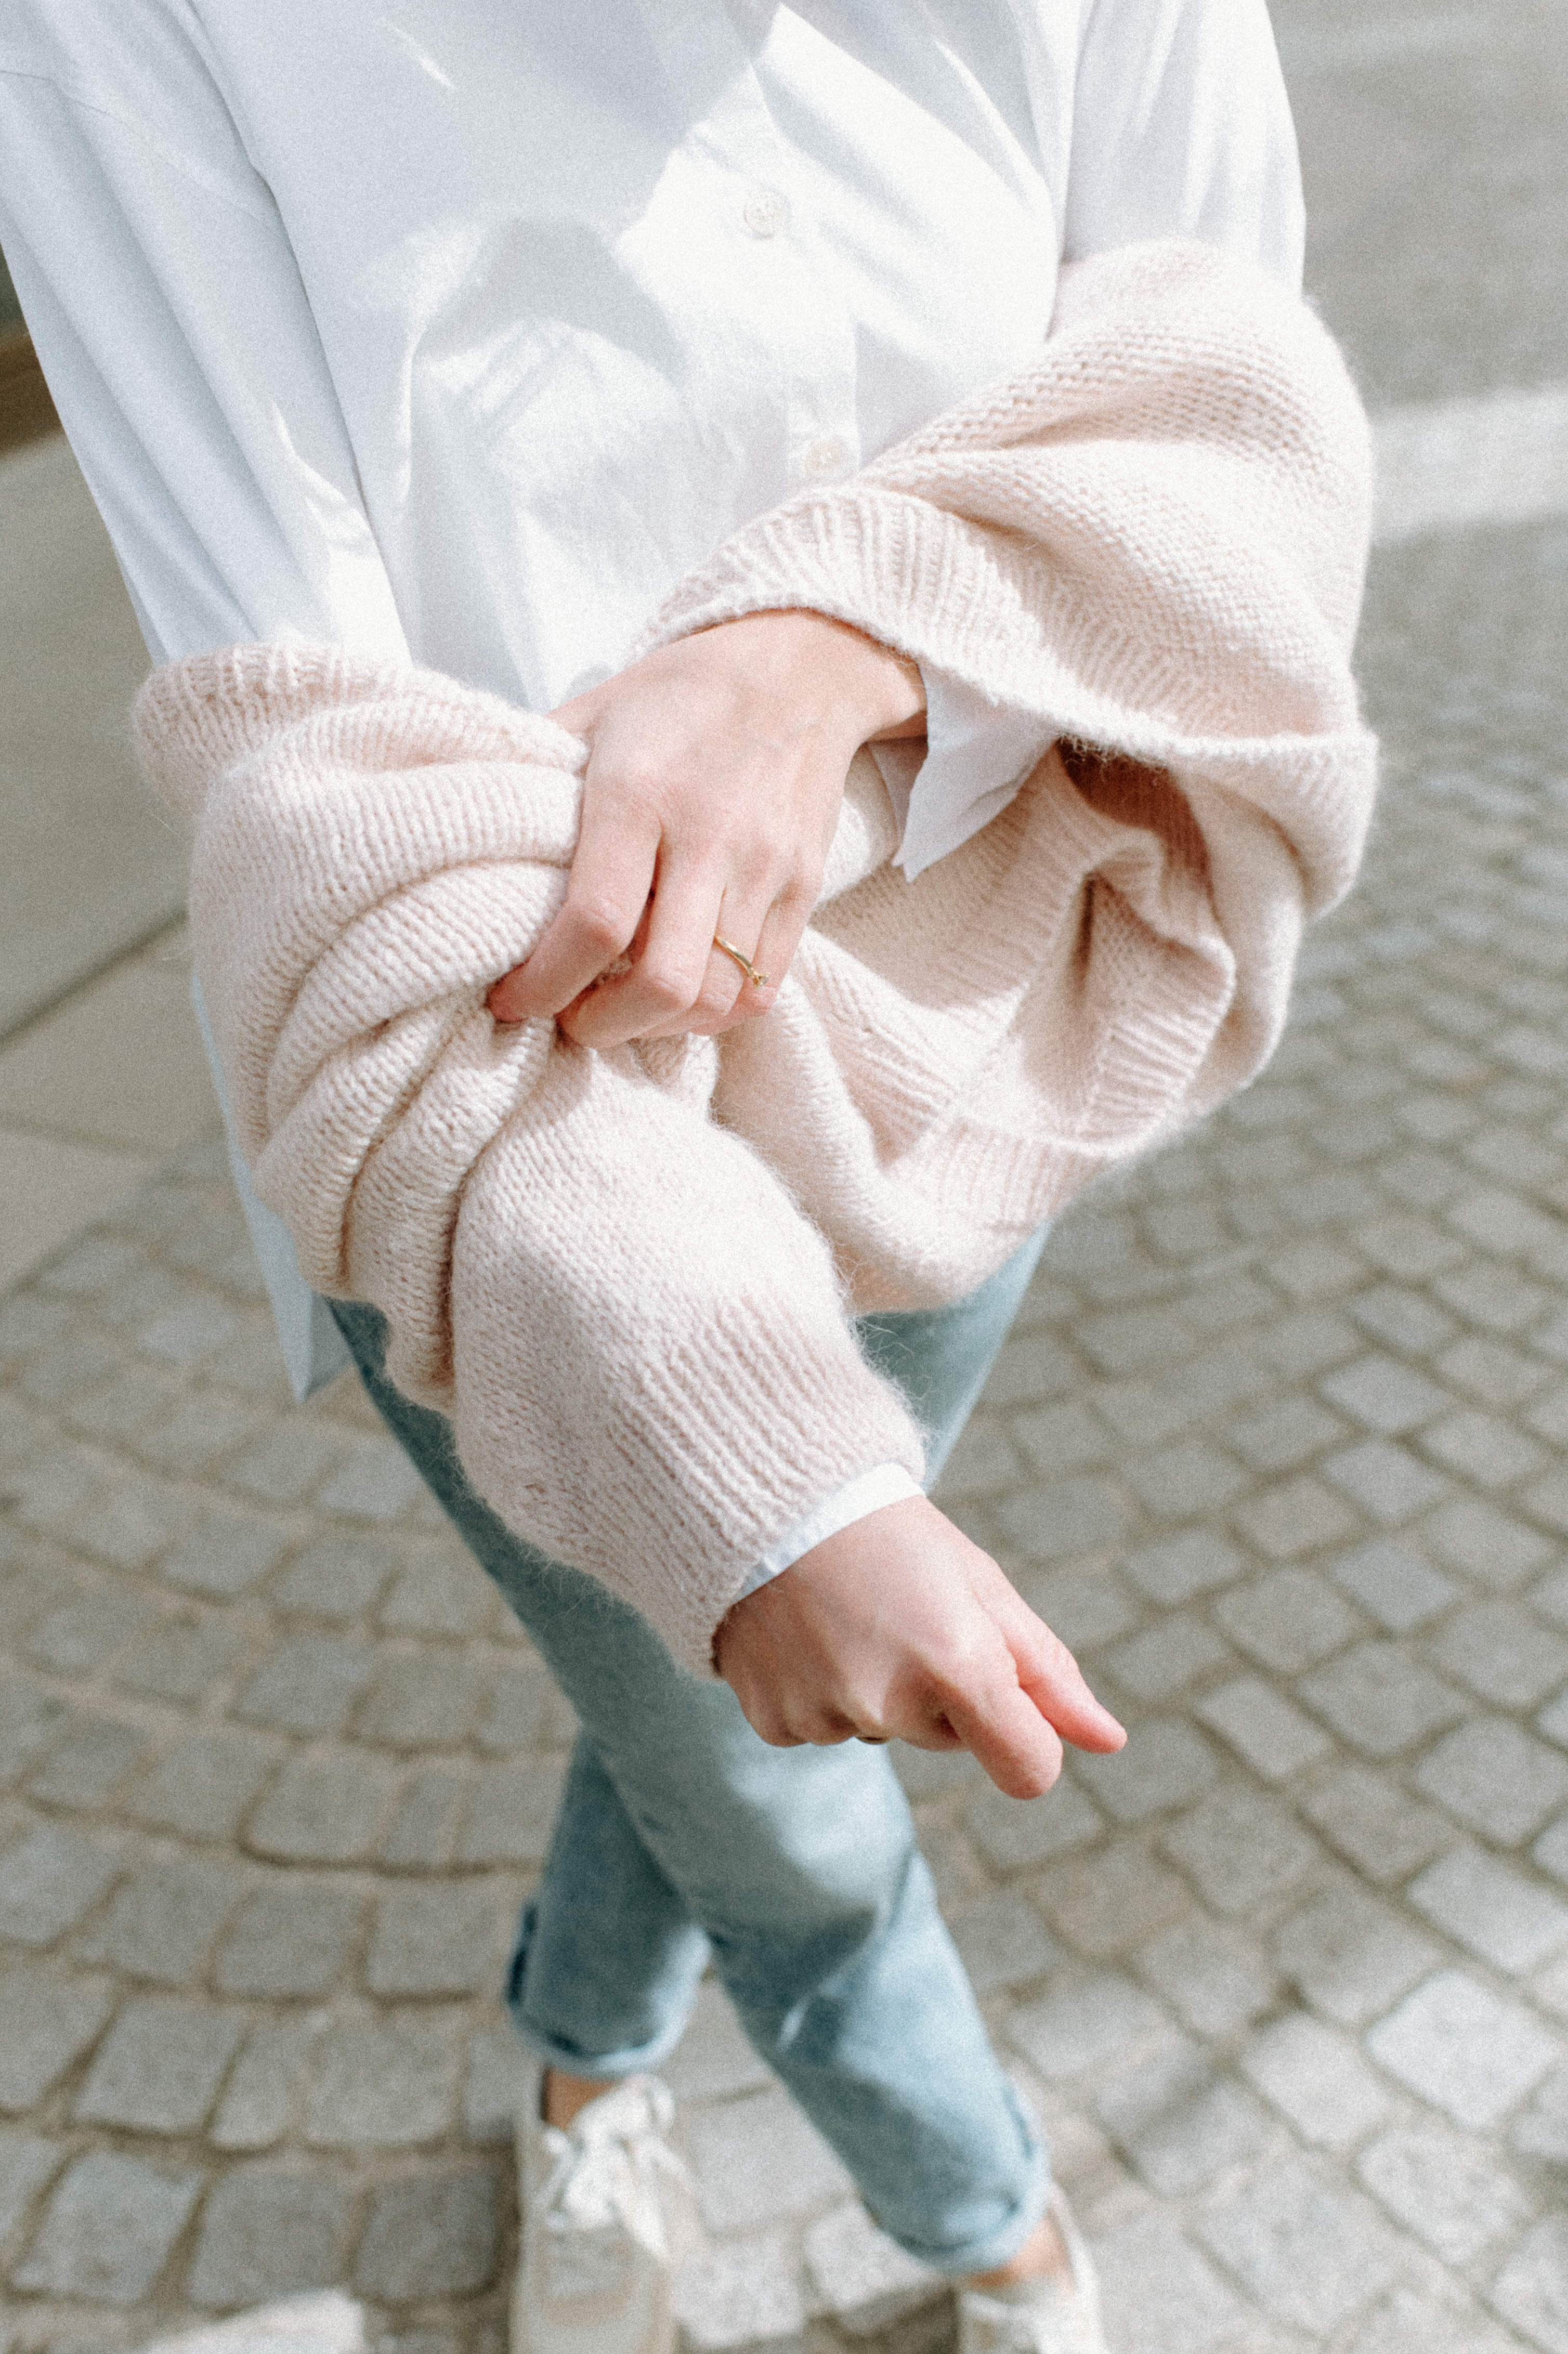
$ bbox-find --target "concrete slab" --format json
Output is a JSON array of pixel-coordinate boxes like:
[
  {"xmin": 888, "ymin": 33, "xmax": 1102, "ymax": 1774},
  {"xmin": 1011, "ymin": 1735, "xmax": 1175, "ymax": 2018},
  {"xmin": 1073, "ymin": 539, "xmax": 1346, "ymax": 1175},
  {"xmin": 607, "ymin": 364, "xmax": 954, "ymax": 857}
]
[
  {"xmin": 0, "ymin": 931, "xmax": 219, "ymax": 1156},
  {"xmin": 0, "ymin": 1123, "xmax": 153, "ymax": 1290},
  {"xmin": 0, "ymin": 434, "xmax": 181, "ymax": 1040}
]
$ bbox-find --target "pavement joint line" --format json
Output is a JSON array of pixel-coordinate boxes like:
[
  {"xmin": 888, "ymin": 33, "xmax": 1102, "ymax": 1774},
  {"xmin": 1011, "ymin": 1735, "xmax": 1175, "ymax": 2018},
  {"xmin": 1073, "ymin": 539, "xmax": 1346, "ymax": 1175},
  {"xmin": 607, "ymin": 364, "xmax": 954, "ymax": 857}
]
[{"xmin": 0, "ymin": 917, "xmax": 190, "ymax": 1054}]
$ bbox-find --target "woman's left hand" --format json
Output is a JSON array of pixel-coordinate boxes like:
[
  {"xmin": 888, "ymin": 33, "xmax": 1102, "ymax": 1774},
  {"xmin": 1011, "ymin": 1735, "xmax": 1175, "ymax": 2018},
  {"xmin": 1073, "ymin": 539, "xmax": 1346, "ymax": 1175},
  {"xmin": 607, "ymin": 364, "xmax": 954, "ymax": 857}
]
[
  {"xmin": 714, "ymin": 1495, "xmax": 1127, "ymax": 1800},
  {"xmin": 486, "ymin": 609, "xmax": 924, "ymax": 1046}
]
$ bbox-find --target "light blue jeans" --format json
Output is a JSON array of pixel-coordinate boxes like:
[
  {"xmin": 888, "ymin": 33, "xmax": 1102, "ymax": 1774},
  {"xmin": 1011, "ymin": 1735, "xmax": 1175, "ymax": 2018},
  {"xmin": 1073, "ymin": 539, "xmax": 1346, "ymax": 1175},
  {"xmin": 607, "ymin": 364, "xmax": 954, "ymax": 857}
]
[{"xmin": 330, "ymin": 1230, "xmax": 1051, "ymax": 2277}]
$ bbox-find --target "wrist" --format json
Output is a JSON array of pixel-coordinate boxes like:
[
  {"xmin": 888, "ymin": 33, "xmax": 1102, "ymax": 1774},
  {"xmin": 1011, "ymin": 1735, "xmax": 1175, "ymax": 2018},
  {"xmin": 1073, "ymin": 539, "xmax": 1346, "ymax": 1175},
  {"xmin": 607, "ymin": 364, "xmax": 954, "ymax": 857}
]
[{"xmin": 727, "ymin": 608, "xmax": 925, "ymax": 744}]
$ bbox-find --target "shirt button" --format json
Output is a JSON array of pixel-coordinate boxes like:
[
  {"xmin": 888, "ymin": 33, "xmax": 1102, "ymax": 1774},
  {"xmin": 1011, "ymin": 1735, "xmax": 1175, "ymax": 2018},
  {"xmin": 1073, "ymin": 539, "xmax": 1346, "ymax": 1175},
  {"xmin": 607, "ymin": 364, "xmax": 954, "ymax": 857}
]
[
  {"xmin": 803, "ymin": 434, "xmax": 851, "ymax": 479},
  {"xmin": 742, "ymin": 188, "xmax": 790, "ymax": 238}
]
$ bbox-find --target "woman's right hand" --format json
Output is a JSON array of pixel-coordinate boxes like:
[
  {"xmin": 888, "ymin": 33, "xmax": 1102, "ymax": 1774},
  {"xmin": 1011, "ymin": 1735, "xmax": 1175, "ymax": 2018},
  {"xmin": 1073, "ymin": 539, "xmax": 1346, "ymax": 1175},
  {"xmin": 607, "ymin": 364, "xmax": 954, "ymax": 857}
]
[{"xmin": 713, "ymin": 1495, "xmax": 1126, "ymax": 1799}]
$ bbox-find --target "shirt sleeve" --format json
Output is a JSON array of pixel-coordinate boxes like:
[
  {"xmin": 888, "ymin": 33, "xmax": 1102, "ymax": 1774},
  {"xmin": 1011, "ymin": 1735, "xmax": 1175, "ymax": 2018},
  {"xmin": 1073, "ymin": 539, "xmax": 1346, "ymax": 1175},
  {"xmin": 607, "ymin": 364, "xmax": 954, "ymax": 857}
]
[
  {"xmin": 1064, "ymin": 0, "xmax": 1304, "ymax": 287},
  {"xmin": 732, "ymin": 1462, "xmax": 925, "ymax": 1599},
  {"xmin": 0, "ymin": 59, "xmax": 408, "ymax": 1394},
  {"xmin": 890, "ymin": 0, "xmax": 1306, "ymax": 882},
  {"xmin": 0, "ymin": 67, "xmax": 408, "ymax": 669}
]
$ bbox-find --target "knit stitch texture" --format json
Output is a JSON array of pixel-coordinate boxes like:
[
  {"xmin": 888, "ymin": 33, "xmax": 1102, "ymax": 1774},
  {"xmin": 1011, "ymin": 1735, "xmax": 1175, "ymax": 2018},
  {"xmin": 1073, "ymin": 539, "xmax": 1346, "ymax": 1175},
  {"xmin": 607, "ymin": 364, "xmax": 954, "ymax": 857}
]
[{"xmin": 134, "ymin": 241, "xmax": 1376, "ymax": 1672}]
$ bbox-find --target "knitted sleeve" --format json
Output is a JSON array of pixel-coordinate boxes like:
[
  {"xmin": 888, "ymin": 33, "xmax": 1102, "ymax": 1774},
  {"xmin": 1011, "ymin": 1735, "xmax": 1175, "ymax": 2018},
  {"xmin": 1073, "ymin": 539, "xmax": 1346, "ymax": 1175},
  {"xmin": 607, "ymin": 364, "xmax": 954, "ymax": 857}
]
[
  {"xmin": 133, "ymin": 643, "xmax": 926, "ymax": 1675},
  {"xmin": 636, "ymin": 238, "xmax": 1378, "ymax": 1155}
]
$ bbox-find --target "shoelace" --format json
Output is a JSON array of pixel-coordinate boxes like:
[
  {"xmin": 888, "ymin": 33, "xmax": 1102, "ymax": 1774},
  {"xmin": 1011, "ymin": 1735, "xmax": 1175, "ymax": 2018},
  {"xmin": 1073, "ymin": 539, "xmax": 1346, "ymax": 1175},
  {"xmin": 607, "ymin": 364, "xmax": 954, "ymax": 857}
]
[{"xmin": 538, "ymin": 2080, "xmax": 694, "ymax": 2264}]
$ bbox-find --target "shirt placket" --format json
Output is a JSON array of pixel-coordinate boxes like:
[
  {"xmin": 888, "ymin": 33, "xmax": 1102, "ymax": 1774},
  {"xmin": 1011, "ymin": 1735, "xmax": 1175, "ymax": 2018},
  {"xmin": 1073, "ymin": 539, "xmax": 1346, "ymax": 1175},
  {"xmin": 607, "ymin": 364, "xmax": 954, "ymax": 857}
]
[{"xmin": 641, "ymin": 0, "xmax": 860, "ymax": 495}]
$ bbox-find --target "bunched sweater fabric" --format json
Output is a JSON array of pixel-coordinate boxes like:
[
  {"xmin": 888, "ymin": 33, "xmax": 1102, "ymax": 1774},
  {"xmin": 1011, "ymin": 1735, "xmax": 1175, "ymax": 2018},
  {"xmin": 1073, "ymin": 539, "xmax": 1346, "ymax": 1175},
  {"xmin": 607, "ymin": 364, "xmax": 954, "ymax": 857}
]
[{"xmin": 133, "ymin": 240, "xmax": 1377, "ymax": 1674}]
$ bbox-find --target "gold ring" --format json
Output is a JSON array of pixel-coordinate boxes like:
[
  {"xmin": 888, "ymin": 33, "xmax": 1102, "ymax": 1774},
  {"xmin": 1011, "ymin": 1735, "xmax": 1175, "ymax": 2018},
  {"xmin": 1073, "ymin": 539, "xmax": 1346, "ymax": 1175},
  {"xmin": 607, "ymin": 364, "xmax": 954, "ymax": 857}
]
[{"xmin": 713, "ymin": 935, "xmax": 770, "ymax": 989}]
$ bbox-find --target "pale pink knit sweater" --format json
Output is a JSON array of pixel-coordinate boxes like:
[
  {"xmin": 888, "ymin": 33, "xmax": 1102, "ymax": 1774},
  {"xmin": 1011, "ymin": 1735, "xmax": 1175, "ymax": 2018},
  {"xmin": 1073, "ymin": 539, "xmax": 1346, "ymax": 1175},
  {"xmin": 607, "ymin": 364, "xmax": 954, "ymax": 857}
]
[{"xmin": 134, "ymin": 241, "xmax": 1376, "ymax": 1672}]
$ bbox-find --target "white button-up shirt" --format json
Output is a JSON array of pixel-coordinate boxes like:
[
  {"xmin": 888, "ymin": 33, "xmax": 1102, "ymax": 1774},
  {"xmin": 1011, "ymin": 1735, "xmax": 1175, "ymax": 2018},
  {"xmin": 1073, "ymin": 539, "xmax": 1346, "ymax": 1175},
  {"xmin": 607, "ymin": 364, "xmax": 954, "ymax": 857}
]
[{"xmin": 1, "ymin": 0, "xmax": 1302, "ymax": 1566}]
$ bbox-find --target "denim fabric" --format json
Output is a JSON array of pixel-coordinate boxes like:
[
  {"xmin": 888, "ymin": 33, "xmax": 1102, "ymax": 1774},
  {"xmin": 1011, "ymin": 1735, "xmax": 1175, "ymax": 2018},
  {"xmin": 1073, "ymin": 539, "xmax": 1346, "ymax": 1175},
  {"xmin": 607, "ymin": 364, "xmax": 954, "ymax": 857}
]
[{"xmin": 329, "ymin": 1228, "xmax": 1050, "ymax": 2275}]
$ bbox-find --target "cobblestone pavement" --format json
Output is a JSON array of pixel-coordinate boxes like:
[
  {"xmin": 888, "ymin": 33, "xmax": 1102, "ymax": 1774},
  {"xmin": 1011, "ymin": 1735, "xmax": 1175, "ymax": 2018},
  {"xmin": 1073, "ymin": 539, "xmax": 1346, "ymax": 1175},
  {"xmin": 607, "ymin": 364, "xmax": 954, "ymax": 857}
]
[{"xmin": 4, "ymin": 5, "xmax": 1568, "ymax": 2353}]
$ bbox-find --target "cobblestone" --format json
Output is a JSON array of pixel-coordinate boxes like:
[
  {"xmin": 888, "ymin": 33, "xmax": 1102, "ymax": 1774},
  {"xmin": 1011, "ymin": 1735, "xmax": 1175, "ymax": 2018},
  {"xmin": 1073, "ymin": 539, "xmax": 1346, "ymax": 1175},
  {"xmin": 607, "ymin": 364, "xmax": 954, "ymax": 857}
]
[
  {"xmin": 963, "ymin": 1778, "xmax": 1103, "ymax": 1874},
  {"xmin": 187, "ymin": 2166, "xmax": 355, "ymax": 2309},
  {"xmin": 214, "ymin": 1879, "xmax": 364, "ymax": 1999},
  {"xmin": 0, "ymin": 1961, "xmax": 114, "ymax": 2110},
  {"xmin": 684, "ymin": 2088, "xmax": 853, "ymax": 2234},
  {"xmin": 76, "ymin": 1855, "xmax": 242, "ymax": 1984},
  {"xmin": 1328, "ymin": 1538, "xmax": 1458, "ymax": 1632},
  {"xmin": 0, "ymin": 2126, "xmax": 60, "ymax": 2252},
  {"xmin": 1242, "ymin": 2014, "xmax": 1390, "ymax": 2151},
  {"xmin": 1408, "ymin": 1843, "xmax": 1568, "ymax": 1973},
  {"xmin": 365, "ymin": 1885, "xmax": 507, "ymax": 1998},
  {"xmin": 1036, "ymin": 1841, "xmax": 1188, "ymax": 1959},
  {"xmin": 75, "ymin": 1994, "xmax": 246, "ymax": 2134},
  {"xmin": 1102, "ymin": 1613, "xmax": 1233, "ymax": 1700},
  {"xmin": 1435, "ymin": 1599, "xmax": 1568, "ymax": 1710},
  {"xmin": 381, "ymin": 1768, "xmax": 469, "ymax": 1869},
  {"xmin": 1095, "ymin": 2043, "xmax": 1272, "ymax": 2194},
  {"xmin": 355, "ymin": 2166, "xmax": 501, "ymax": 2303},
  {"xmin": 25, "ymin": 1710, "xmax": 150, "ymax": 1811},
  {"xmin": 945, "ymin": 1888, "xmax": 1060, "ymax": 1993},
  {"xmin": 302, "ymin": 2016, "xmax": 461, "ymax": 2150},
  {"xmin": 1136, "ymin": 1919, "xmax": 1275, "ymax": 2038},
  {"xmin": 1414, "ymin": 1716, "xmax": 1568, "ymax": 1843},
  {"xmin": 244, "ymin": 1747, "xmax": 403, "ymax": 1865},
  {"xmin": 356, "ymin": 1651, "xmax": 487, "ymax": 1750},
  {"xmin": 673, "ymin": 2233, "xmax": 805, "ymax": 2353},
  {"xmin": 13, "ymin": 2149, "xmax": 205, "ymax": 2301},
  {"xmin": 1425, "ymin": 1494, "xmax": 1556, "ymax": 1587},
  {"xmin": 0, "ymin": 1823, "xmax": 121, "ymax": 1946},
  {"xmin": 1199, "ymin": 2161, "xmax": 1394, "ymax": 2334},
  {"xmin": 801, "ymin": 2202, "xmax": 939, "ymax": 2337},
  {"xmin": 1296, "ymin": 1642, "xmax": 1469, "ymax": 1757},
  {"xmin": 235, "ymin": 1637, "xmax": 377, "ymax": 1738},
  {"xmin": 1092, "ymin": 2209, "xmax": 1244, "ymax": 2354},
  {"xmin": 130, "ymin": 1729, "xmax": 283, "ymax": 1843},
  {"xmin": 1274, "ymin": 1886, "xmax": 1442, "ymax": 2028},
  {"xmin": 1355, "ymin": 2122, "xmax": 1533, "ymax": 2265},
  {"xmin": 1213, "ymin": 1568, "xmax": 1361, "ymax": 1674},
  {"xmin": 1511, "ymin": 2062, "xmax": 1568, "ymax": 2165},
  {"xmin": 1008, "ymin": 1973, "xmax": 1167, "ymax": 2082},
  {"xmin": 1194, "ymin": 1676, "xmax": 1333, "ymax": 1780},
  {"xmin": 1070, "ymin": 1719, "xmax": 1218, "ymax": 1824},
  {"xmin": 456, "ymin": 1758, "xmax": 566, "ymax": 1868},
  {"xmin": 1488, "ymin": 2217, "xmax": 1568, "ymax": 2354},
  {"xmin": 1160, "ymin": 1786, "xmax": 1320, "ymax": 1916},
  {"xmin": 211, "ymin": 2020, "xmax": 321, "ymax": 2153},
  {"xmin": 271, "ymin": 1536, "xmax": 398, "ymax": 1620},
  {"xmin": 1365, "ymin": 1971, "xmax": 1558, "ymax": 2129}
]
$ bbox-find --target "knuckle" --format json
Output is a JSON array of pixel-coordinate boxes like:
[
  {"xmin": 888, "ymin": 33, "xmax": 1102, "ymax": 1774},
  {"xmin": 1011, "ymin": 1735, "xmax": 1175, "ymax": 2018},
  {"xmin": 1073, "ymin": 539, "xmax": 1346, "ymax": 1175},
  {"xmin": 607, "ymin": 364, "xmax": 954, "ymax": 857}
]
[
  {"xmin": 696, "ymin": 978, "xmax": 740, "ymax": 1022},
  {"xmin": 638, "ymin": 959, "xmax": 698, "ymax": 1013},
  {"xmin": 566, "ymin": 897, "xmax": 633, "ymax": 957},
  {"xmin": 590, "ymin": 755, "xmax": 661, "ymax": 812}
]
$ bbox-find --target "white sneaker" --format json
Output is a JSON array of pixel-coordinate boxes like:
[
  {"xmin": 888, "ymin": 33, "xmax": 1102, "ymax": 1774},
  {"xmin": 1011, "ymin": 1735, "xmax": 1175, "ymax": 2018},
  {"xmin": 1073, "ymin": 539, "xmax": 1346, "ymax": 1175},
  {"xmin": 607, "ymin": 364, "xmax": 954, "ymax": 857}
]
[
  {"xmin": 512, "ymin": 2067, "xmax": 700, "ymax": 2354},
  {"xmin": 956, "ymin": 2188, "xmax": 1106, "ymax": 2354}
]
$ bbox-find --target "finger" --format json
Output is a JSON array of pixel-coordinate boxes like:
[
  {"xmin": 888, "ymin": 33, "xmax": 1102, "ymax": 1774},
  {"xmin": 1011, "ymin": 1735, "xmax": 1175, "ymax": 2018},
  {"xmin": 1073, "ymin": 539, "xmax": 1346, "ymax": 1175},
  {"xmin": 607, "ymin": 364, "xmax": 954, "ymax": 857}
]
[
  {"xmin": 725, "ymin": 1679, "xmax": 807, "ymax": 1749},
  {"xmin": 673, "ymin": 873, "xmax": 815, "ymax": 1039},
  {"xmin": 565, "ymin": 863, "xmax": 733, "ymax": 1048},
  {"xmin": 639, "ymin": 888, "xmax": 780, "ymax": 1039},
  {"xmin": 942, "ymin": 1676, "xmax": 1066, "ymax": 1801},
  {"xmin": 877, "ymin": 1711, "xmax": 963, "ymax": 1753},
  {"xmin": 993, "ymin": 1593, "xmax": 1126, "ymax": 1754},
  {"xmin": 487, "ymin": 797, "xmax": 660, "ymax": 1024},
  {"xmin": 738, "ymin": 881, "xmax": 815, "ymax": 1017}
]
